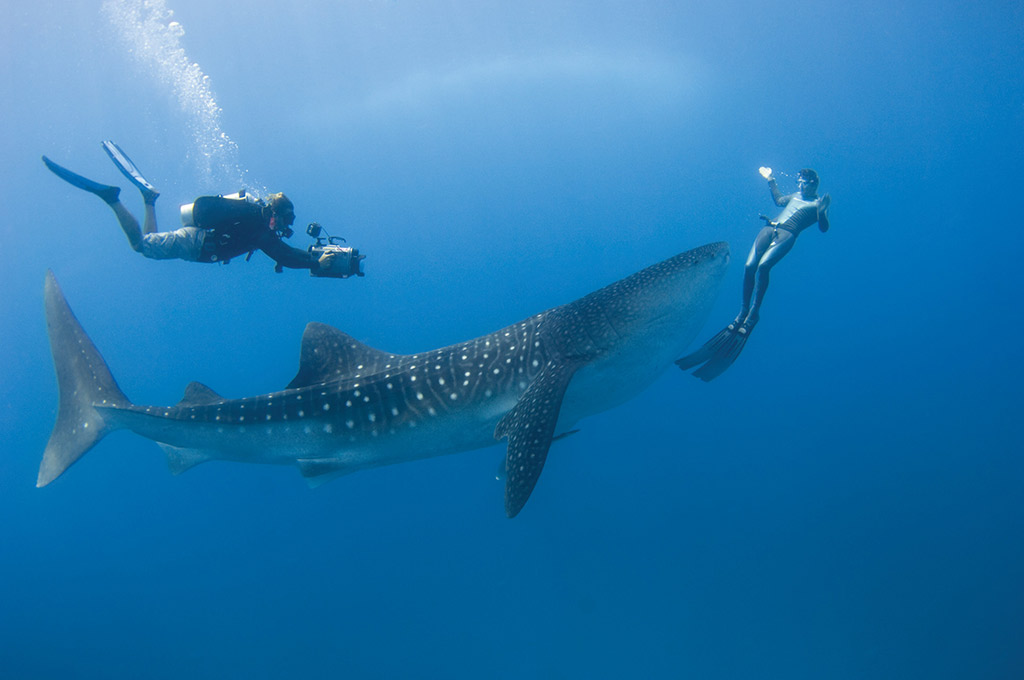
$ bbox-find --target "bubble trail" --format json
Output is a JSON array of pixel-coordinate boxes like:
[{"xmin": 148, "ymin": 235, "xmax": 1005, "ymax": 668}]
[{"xmin": 102, "ymin": 0, "xmax": 263, "ymax": 194}]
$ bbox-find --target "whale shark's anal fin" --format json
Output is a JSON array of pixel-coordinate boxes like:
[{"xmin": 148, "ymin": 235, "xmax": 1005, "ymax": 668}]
[
  {"xmin": 495, "ymin": 359, "xmax": 583, "ymax": 518},
  {"xmin": 158, "ymin": 443, "xmax": 212, "ymax": 475},
  {"xmin": 287, "ymin": 322, "xmax": 403, "ymax": 389}
]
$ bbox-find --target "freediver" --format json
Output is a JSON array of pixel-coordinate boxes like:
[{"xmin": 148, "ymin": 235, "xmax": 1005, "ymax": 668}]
[
  {"xmin": 42, "ymin": 141, "xmax": 362, "ymax": 277},
  {"xmin": 676, "ymin": 167, "xmax": 831, "ymax": 381}
]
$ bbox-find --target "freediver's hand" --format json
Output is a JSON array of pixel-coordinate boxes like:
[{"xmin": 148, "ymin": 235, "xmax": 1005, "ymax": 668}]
[
  {"xmin": 818, "ymin": 194, "xmax": 831, "ymax": 232},
  {"xmin": 759, "ymin": 166, "xmax": 773, "ymax": 180}
]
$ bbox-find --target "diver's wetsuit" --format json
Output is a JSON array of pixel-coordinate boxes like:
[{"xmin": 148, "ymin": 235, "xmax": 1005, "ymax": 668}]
[
  {"xmin": 147, "ymin": 195, "xmax": 322, "ymax": 272},
  {"xmin": 738, "ymin": 179, "xmax": 830, "ymax": 328}
]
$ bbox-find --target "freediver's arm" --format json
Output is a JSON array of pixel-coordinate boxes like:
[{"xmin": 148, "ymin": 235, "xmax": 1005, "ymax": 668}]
[
  {"xmin": 818, "ymin": 194, "xmax": 831, "ymax": 233},
  {"xmin": 768, "ymin": 177, "xmax": 793, "ymax": 207}
]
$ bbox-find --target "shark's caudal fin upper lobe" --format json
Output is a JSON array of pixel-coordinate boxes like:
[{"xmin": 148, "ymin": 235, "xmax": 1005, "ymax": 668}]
[{"xmin": 38, "ymin": 271, "xmax": 130, "ymax": 486}]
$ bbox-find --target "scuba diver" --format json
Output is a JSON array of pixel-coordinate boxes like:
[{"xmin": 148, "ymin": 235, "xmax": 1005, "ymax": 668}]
[
  {"xmin": 42, "ymin": 141, "xmax": 363, "ymax": 278},
  {"xmin": 677, "ymin": 167, "xmax": 831, "ymax": 381}
]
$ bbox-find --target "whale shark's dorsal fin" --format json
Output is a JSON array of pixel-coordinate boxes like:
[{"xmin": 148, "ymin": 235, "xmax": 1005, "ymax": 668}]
[
  {"xmin": 287, "ymin": 322, "xmax": 403, "ymax": 389},
  {"xmin": 177, "ymin": 381, "xmax": 224, "ymax": 406}
]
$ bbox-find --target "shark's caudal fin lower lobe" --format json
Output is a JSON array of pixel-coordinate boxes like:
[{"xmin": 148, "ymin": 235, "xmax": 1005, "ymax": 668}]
[{"xmin": 38, "ymin": 271, "xmax": 131, "ymax": 487}]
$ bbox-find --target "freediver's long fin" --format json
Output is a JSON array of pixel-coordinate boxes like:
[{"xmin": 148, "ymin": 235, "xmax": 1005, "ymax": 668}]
[
  {"xmin": 675, "ymin": 327, "xmax": 735, "ymax": 370},
  {"xmin": 691, "ymin": 330, "xmax": 749, "ymax": 382},
  {"xmin": 41, "ymin": 155, "xmax": 121, "ymax": 204},
  {"xmin": 102, "ymin": 140, "xmax": 159, "ymax": 200},
  {"xmin": 676, "ymin": 324, "xmax": 752, "ymax": 381}
]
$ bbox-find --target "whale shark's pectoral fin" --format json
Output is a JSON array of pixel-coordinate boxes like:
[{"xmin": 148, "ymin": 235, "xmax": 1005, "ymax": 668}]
[
  {"xmin": 552, "ymin": 429, "xmax": 581, "ymax": 442},
  {"xmin": 495, "ymin": 359, "xmax": 583, "ymax": 518},
  {"xmin": 287, "ymin": 322, "xmax": 404, "ymax": 389},
  {"xmin": 494, "ymin": 429, "xmax": 580, "ymax": 481},
  {"xmin": 158, "ymin": 443, "xmax": 213, "ymax": 475}
]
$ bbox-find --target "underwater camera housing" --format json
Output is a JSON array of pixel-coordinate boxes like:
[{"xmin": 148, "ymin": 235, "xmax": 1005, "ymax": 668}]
[{"xmin": 307, "ymin": 222, "xmax": 365, "ymax": 279}]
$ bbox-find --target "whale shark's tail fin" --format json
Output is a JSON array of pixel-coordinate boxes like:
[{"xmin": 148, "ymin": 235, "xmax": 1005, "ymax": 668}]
[{"xmin": 39, "ymin": 271, "xmax": 131, "ymax": 486}]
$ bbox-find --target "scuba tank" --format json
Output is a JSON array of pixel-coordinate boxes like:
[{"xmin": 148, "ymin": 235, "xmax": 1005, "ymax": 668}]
[
  {"xmin": 179, "ymin": 190, "xmax": 266, "ymax": 263},
  {"xmin": 180, "ymin": 190, "xmax": 259, "ymax": 227}
]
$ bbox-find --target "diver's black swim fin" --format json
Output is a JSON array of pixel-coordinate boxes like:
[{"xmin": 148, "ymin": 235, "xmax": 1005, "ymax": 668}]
[
  {"xmin": 676, "ymin": 323, "xmax": 752, "ymax": 381},
  {"xmin": 691, "ymin": 330, "xmax": 749, "ymax": 382},
  {"xmin": 675, "ymin": 326, "xmax": 735, "ymax": 370},
  {"xmin": 42, "ymin": 155, "xmax": 121, "ymax": 204},
  {"xmin": 102, "ymin": 140, "xmax": 159, "ymax": 202}
]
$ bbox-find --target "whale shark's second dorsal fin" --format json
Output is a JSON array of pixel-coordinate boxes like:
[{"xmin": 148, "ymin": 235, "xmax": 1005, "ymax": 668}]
[
  {"xmin": 177, "ymin": 381, "xmax": 224, "ymax": 406},
  {"xmin": 287, "ymin": 322, "xmax": 403, "ymax": 389}
]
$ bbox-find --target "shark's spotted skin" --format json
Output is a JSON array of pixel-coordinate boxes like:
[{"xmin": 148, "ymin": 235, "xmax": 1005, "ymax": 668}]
[
  {"xmin": 39, "ymin": 242, "xmax": 729, "ymax": 516},
  {"xmin": 120, "ymin": 315, "xmax": 553, "ymax": 448}
]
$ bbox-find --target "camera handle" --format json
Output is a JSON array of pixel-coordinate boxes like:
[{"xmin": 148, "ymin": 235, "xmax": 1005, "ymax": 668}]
[{"xmin": 307, "ymin": 221, "xmax": 348, "ymax": 248}]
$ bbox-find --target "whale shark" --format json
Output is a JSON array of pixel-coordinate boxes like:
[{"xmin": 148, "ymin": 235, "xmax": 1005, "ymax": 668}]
[{"xmin": 39, "ymin": 241, "xmax": 729, "ymax": 517}]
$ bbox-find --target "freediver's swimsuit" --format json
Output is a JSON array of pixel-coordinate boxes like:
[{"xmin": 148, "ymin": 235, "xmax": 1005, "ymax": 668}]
[
  {"xmin": 740, "ymin": 178, "xmax": 831, "ymax": 316},
  {"xmin": 767, "ymin": 179, "xmax": 828, "ymax": 235}
]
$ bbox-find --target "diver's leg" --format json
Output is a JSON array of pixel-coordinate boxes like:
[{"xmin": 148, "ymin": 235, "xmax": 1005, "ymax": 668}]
[
  {"xmin": 109, "ymin": 202, "xmax": 144, "ymax": 251},
  {"xmin": 680, "ymin": 229, "xmax": 771, "ymax": 379},
  {"xmin": 744, "ymin": 233, "xmax": 795, "ymax": 330},
  {"xmin": 142, "ymin": 200, "xmax": 158, "ymax": 235},
  {"xmin": 41, "ymin": 156, "xmax": 146, "ymax": 250},
  {"xmin": 136, "ymin": 226, "xmax": 205, "ymax": 261},
  {"xmin": 736, "ymin": 228, "xmax": 773, "ymax": 327}
]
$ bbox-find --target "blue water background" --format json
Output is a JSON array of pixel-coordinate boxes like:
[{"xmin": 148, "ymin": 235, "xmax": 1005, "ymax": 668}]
[{"xmin": 2, "ymin": 2, "xmax": 1022, "ymax": 678}]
